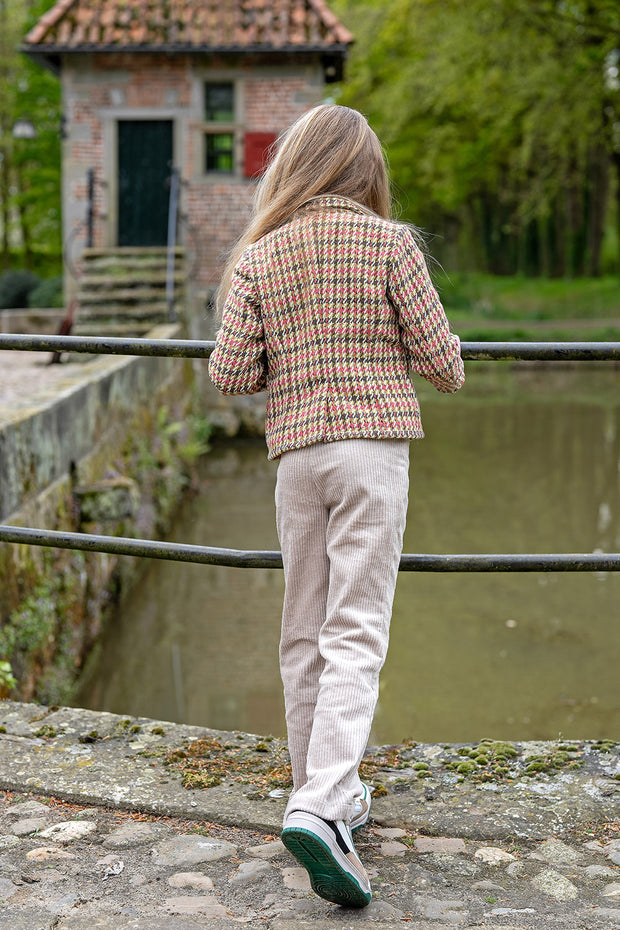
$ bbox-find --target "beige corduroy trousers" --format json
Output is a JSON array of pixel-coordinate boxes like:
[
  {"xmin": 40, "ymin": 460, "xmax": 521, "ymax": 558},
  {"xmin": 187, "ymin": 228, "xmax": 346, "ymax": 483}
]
[{"xmin": 275, "ymin": 438, "xmax": 410, "ymax": 823}]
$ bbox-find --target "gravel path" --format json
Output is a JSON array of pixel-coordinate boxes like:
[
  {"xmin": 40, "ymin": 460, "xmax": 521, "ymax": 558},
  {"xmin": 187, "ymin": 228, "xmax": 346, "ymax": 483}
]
[{"xmin": 1, "ymin": 790, "xmax": 620, "ymax": 929}]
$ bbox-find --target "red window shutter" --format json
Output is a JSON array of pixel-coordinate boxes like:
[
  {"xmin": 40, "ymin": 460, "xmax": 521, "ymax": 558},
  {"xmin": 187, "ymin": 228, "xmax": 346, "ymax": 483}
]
[{"xmin": 244, "ymin": 132, "xmax": 277, "ymax": 178}]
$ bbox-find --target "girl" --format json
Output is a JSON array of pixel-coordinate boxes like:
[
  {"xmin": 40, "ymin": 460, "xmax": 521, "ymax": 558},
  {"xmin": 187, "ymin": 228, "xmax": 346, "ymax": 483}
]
[{"xmin": 209, "ymin": 104, "xmax": 464, "ymax": 908}]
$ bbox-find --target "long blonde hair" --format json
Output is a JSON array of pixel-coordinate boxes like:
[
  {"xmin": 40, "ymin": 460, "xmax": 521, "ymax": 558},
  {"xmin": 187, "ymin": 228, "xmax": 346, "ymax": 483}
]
[{"xmin": 216, "ymin": 104, "xmax": 392, "ymax": 313}]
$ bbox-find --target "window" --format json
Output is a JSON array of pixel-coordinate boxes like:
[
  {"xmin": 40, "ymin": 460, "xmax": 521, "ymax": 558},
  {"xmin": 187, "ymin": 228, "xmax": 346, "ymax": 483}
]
[
  {"xmin": 202, "ymin": 80, "xmax": 276, "ymax": 179},
  {"xmin": 206, "ymin": 133, "xmax": 234, "ymax": 173},
  {"xmin": 204, "ymin": 82, "xmax": 236, "ymax": 174},
  {"xmin": 205, "ymin": 83, "xmax": 234, "ymax": 122}
]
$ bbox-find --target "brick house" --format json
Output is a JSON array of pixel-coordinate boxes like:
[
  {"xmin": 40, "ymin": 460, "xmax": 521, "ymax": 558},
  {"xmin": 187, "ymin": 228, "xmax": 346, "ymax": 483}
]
[{"xmin": 23, "ymin": 0, "xmax": 352, "ymax": 331}]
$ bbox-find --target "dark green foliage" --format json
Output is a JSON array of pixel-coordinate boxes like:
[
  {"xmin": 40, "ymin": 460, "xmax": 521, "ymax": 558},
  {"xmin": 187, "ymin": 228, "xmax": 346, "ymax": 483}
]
[
  {"xmin": 27, "ymin": 274, "xmax": 64, "ymax": 308},
  {"xmin": 0, "ymin": 0, "xmax": 62, "ymax": 270},
  {"xmin": 0, "ymin": 269, "xmax": 41, "ymax": 308},
  {"xmin": 331, "ymin": 0, "xmax": 620, "ymax": 275},
  {"xmin": 0, "ymin": 553, "xmax": 87, "ymax": 704}
]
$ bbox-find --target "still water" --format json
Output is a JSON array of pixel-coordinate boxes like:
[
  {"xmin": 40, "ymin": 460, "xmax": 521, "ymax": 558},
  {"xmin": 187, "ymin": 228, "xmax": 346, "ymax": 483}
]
[{"xmin": 77, "ymin": 364, "xmax": 620, "ymax": 744}]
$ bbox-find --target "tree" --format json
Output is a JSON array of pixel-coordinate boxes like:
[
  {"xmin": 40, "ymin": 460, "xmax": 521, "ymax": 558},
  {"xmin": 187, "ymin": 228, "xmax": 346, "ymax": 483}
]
[
  {"xmin": 0, "ymin": 0, "xmax": 62, "ymax": 272},
  {"xmin": 332, "ymin": 0, "xmax": 620, "ymax": 275}
]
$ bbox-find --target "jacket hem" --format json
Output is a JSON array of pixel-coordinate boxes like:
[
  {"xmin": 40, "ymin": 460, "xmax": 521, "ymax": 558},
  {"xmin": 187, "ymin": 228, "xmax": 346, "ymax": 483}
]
[{"xmin": 267, "ymin": 429, "xmax": 425, "ymax": 461}]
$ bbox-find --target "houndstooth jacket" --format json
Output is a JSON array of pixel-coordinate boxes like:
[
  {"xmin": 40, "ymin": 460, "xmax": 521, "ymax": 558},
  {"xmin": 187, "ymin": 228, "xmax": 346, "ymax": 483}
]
[{"xmin": 209, "ymin": 196, "xmax": 465, "ymax": 460}]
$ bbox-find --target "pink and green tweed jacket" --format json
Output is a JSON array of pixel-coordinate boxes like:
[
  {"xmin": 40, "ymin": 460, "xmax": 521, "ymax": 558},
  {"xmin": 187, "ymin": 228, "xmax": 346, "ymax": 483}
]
[{"xmin": 209, "ymin": 196, "xmax": 465, "ymax": 460}]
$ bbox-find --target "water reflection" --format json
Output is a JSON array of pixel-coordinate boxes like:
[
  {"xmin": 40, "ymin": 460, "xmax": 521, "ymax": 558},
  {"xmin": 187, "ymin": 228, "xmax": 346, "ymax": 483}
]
[{"xmin": 77, "ymin": 364, "xmax": 620, "ymax": 743}]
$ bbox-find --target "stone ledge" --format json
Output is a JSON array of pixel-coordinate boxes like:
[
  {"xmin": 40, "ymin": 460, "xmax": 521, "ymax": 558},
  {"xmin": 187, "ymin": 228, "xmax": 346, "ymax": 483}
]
[
  {"xmin": 1, "ymin": 700, "xmax": 618, "ymax": 841},
  {"xmin": 0, "ymin": 322, "xmax": 182, "ymax": 517}
]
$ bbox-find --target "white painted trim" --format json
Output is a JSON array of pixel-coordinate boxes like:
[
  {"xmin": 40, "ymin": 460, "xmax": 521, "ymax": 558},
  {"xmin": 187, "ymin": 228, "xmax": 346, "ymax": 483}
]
[{"xmin": 195, "ymin": 75, "xmax": 246, "ymax": 180}]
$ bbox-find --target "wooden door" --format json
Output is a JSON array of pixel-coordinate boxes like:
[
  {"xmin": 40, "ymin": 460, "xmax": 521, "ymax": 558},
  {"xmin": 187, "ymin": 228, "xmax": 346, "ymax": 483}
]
[{"xmin": 117, "ymin": 120, "xmax": 173, "ymax": 246}]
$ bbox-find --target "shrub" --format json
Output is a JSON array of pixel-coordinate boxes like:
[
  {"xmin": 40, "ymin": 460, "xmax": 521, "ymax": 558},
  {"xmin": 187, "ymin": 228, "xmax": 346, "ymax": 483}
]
[
  {"xmin": 28, "ymin": 275, "xmax": 64, "ymax": 309},
  {"xmin": 0, "ymin": 270, "xmax": 41, "ymax": 309}
]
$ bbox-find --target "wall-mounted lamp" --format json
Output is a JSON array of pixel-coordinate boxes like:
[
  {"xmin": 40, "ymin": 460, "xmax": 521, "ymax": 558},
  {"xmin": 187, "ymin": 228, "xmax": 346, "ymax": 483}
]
[{"xmin": 12, "ymin": 118, "xmax": 37, "ymax": 140}]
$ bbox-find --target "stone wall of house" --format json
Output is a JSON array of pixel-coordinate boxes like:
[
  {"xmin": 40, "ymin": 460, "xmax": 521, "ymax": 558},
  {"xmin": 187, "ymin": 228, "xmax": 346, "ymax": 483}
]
[{"xmin": 61, "ymin": 53, "xmax": 324, "ymax": 305}]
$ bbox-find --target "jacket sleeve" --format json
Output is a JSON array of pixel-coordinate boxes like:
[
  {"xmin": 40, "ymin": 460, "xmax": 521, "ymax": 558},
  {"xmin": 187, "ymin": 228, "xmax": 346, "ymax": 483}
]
[
  {"xmin": 208, "ymin": 259, "xmax": 267, "ymax": 395},
  {"xmin": 387, "ymin": 229, "xmax": 465, "ymax": 394}
]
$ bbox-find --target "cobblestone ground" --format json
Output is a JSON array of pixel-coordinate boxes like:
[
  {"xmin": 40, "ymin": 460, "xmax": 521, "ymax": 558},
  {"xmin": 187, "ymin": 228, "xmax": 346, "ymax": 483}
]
[{"xmin": 1, "ymin": 791, "xmax": 620, "ymax": 929}]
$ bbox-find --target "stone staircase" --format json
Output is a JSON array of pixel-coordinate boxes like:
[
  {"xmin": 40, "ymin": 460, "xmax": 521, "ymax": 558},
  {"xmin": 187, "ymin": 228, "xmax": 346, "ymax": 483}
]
[{"xmin": 74, "ymin": 247, "xmax": 186, "ymax": 337}]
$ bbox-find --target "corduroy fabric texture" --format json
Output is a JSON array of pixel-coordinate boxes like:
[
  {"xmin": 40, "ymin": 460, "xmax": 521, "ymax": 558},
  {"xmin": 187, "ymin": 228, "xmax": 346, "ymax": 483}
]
[
  {"xmin": 275, "ymin": 439, "xmax": 410, "ymax": 823},
  {"xmin": 208, "ymin": 196, "xmax": 465, "ymax": 460}
]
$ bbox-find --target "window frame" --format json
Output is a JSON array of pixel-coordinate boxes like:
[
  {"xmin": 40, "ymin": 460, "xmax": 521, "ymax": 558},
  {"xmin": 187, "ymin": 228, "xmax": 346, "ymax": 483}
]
[{"xmin": 203, "ymin": 80, "xmax": 239, "ymax": 177}]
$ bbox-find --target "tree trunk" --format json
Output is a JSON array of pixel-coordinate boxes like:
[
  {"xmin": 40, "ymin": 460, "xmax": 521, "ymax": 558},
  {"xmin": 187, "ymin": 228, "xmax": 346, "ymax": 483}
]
[
  {"xmin": 615, "ymin": 151, "xmax": 620, "ymax": 275},
  {"xmin": 14, "ymin": 163, "xmax": 34, "ymax": 270},
  {"xmin": 547, "ymin": 194, "xmax": 566, "ymax": 278},
  {"xmin": 586, "ymin": 144, "xmax": 609, "ymax": 276},
  {"xmin": 0, "ymin": 142, "xmax": 10, "ymax": 271},
  {"xmin": 565, "ymin": 173, "xmax": 586, "ymax": 277}
]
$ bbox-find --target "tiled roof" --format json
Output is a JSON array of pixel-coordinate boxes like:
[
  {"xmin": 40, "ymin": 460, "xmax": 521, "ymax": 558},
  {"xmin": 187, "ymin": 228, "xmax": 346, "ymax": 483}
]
[{"xmin": 24, "ymin": 0, "xmax": 353, "ymax": 52}]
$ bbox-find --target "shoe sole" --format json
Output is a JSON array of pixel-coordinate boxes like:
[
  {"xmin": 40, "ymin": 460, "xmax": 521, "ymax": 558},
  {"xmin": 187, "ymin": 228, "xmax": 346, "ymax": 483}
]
[{"xmin": 282, "ymin": 824, "xmax": 371, "ymax": 908}]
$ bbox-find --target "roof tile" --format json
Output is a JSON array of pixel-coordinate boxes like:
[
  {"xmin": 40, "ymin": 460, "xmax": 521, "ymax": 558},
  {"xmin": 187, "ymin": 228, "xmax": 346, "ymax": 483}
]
[
  {"xmin": 35, "ymin": 0, "xmax": 351, "ymax": 52},
  {"xmin": 25, "ymin": 0, "xmax": 353, "ymax": 50}
]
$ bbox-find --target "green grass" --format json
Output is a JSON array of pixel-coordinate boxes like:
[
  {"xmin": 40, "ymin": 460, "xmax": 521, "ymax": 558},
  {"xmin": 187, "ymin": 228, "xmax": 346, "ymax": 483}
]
[
  {"xmin": 454, "ymin": 324, "xmax": 620, "ymax": 343},
  {"xmin": 436, "ymin": 272, "xmax": 620, "ymax": 322}
]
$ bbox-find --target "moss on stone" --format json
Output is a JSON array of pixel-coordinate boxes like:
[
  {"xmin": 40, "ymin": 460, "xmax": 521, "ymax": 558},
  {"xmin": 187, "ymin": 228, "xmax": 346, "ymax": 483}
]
[
  {"xmin": 0, "ymin": 553, "xmax": 88, "ymax": 705},
  {"xmin": 159, "ymin": 735, "xmax": 293, "ymax": 793},
  {"xmin": 34, "ymin": 724, "xmax": 58, "ymax": 739},
  {"xmin": 2, "ymin": 387, "xmax": 213, "ymax": 707},
  {"xmin": 435, "ymin": 739, "xmax": 587, "ymax": 784},
  {"xmin": 523, "ymin": 746, "xmax": 584, "ymax": 777}
]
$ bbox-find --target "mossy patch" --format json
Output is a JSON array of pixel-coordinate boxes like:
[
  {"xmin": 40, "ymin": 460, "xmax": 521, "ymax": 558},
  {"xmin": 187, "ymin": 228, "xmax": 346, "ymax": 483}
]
[
  {"xmin": 523, "ymin": 747, "xmax": 584, "ymax": 776},
  {"xmin": 442, "ymin": 740, "xmax": 522, "ymax": 782},
  {"xmin": 150, "ymin": 735, "xmax": 598, "ymax": 795},
  {"xmin": 0, "ymin": 552, "xmax": 89, "ymax": 705},
  {"xmin": 158, "ymin": 736, "xmax": 294, "ymax": 793},
  {"xmin": 79, "ymin": 730, "xmax": 103, "ymax": 744},
  {"xmin": 591, "ymin": 740, "xmax": 618, "ymax": 753},
  {"xmin": 160, "ymin": 735, "xmax": 451, "ymax": 795},
  {"xmin": 441, "ymin": 739, "xmax": 584, "ymax": 783},
  {"xmin": 34, "ymin": 724, "xmax": 59, "ymax": 739},
  {"xmin": 1, "ymin": 392, "xmax": 213, "ymax": 706}
]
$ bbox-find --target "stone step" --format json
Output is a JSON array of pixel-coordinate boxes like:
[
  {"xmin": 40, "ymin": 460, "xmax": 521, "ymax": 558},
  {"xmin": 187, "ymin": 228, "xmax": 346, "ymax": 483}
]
[
  {"xmin": 77, "ymin": 304, "xmax": 172, "ymax": 324},
  {"xmin": 72, "ymin": 319, "xmax": 167, "ymax": 337},
  {"xmin": 79, "ymin": 272, "xmax": 185, "ymax": 288},
  {"xmin": 83, "ymin": 246, "xmax": 185, "ymax": 257},
  {"xmin": 82, "ymin": 248, "xmax": 186, "ymax": 274},
  {"xmin": 78, "ymin": 288, "xmax": 182, "ymax": 304},
  {"xmin": 75, "ymin": 300, "xmax": 172, "ymax": 313},
  {"xmin": 82, "ymin": 258, "xmax": 185, "ymax": 278},
  {"xmin": 76, "ymin": 247, "xmax": 186, "ymax": 336}
]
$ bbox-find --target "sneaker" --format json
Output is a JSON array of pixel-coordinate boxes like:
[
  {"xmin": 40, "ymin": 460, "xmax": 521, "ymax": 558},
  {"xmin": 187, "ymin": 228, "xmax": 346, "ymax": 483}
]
[
  {"xmin": 350, "ymin": 782, "xmax": 373, "ymax": 832},
  {"xmin": 282, "ymin": 811, "xmax": 371, "ymax": 908}
]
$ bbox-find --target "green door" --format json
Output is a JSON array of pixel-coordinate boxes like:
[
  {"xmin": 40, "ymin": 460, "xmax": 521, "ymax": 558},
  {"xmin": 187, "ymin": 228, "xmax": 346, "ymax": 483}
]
[{"xmin": 117, "ymin": 120, "xmax": 173, "ymax": 246}]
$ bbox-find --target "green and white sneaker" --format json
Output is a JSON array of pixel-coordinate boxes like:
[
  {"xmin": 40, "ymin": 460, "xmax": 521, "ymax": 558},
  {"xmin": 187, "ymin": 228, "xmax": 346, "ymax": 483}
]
[
  {"xmin": 282, "ymin": 811, "xmax": 371, "ymax": 908},
  {"xmin": 350, "ymin": 782, "xmax": 373, "ymax": 832}
]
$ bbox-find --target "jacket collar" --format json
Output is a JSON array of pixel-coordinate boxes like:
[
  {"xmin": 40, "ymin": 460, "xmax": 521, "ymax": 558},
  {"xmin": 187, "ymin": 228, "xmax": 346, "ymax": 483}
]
[{"xmin": 299, "ymin": 195, "xmax": 369, "ymax": 215}]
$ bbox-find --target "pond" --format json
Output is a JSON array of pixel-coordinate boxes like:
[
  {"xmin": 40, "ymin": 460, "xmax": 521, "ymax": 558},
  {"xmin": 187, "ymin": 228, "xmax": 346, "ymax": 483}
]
[{"xmin": 76, "ymin": 363, "xmax": 620, "ymax": 745}]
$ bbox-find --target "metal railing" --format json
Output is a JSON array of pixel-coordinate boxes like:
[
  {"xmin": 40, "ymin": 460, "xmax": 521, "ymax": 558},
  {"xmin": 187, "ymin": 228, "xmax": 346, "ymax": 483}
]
[
  {"xmin": 1, "ymin": 333, "xmax": 619, "ymax": 572},
  {"xmin": 166, "ymin": 165, "xmax": 181, "ymax": 323},
  {"xmin": 1, "ymin": 333, "xmax": 620, "ymax": 361}
]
